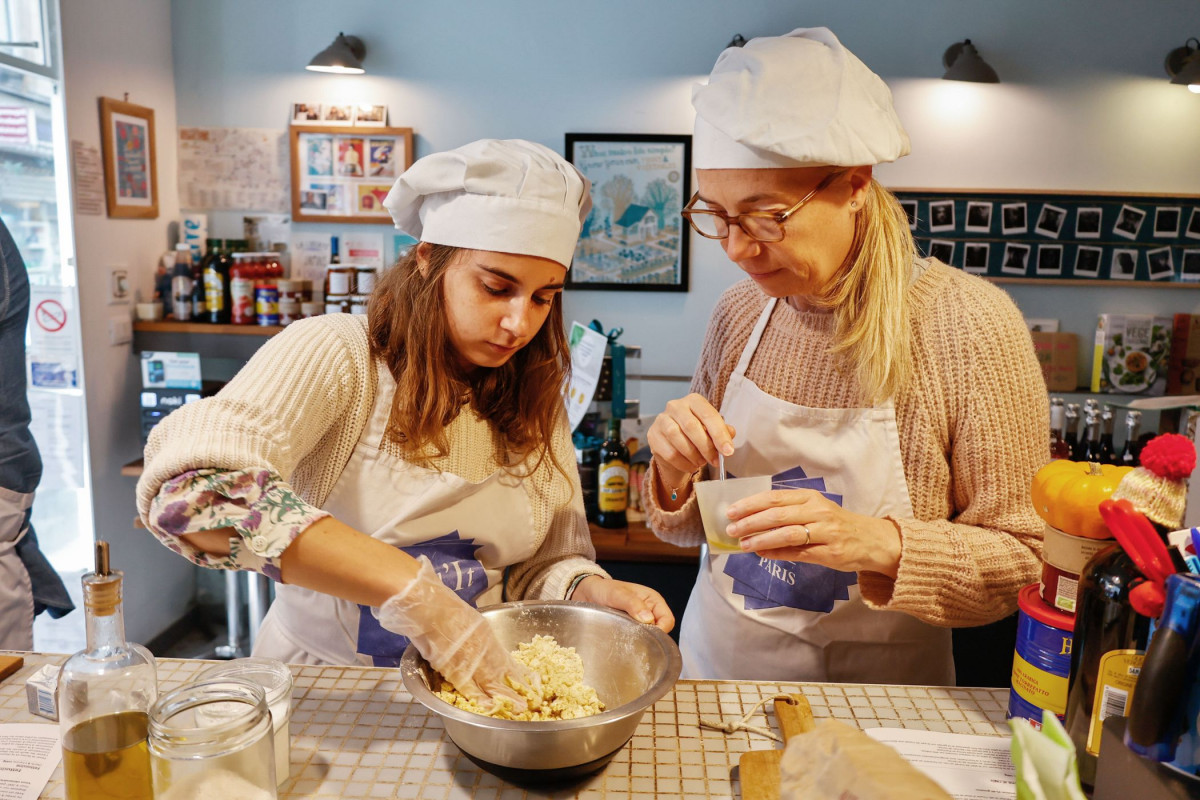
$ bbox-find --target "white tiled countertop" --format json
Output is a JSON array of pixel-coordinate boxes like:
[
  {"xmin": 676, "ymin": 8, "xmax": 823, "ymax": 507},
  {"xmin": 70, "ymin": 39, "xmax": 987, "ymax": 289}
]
[{"xmin": 2, "ymin": 652, "xmax": 1009, "ymax": 799}]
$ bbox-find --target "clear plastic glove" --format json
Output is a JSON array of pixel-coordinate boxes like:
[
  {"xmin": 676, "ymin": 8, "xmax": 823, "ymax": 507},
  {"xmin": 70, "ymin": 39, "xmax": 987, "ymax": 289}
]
[{"xmin": 377, "ymin": 556, "xmax": 538, "ymax": 712}]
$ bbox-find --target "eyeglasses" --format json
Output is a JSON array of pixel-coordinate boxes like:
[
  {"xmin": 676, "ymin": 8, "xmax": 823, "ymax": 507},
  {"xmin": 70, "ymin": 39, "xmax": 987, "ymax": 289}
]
[{"xmin": 681, "ymin": 170, "xmax": 844, "ymax": 242}]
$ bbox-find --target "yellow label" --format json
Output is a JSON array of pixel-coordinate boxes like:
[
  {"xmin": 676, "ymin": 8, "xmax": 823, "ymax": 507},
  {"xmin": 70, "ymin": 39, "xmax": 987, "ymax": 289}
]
[
  {"xmin": 1086, "ymin": 649, "xmax": 1144, "ymax": 756},
  {"xmin": 1090, "ymin": 326, "xmax": 1106, "ymax": 393},
  {"xmin": 598, "ymin": 462, "xmax": 628, "ymax": 512},
  {"xmin": 1010, "ymin": 651, "xmax": 1068, "ymax": 715}
]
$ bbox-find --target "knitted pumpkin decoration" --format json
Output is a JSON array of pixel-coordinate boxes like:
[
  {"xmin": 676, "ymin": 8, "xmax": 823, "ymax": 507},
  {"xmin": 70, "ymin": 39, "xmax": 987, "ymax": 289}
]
[{"xmin": 1112, "ymin": 433, "xmax": 1197, "ymax": 529}]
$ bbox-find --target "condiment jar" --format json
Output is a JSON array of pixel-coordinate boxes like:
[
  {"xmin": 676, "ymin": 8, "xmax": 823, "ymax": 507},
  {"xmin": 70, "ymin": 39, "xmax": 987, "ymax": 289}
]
[
  {"xmin": 148, "ymin": 679, "xmax": 276, "ymax": 800},
  {"xmin": 354, "ymin": 266, "xmax": 378, "ymax": 295},
  {"xmin": 349, "ymin": 294, "xmax": 369, "ymax": 315},
  {"xmin": 299, "ymin": 301, "xmax": 322, "ymax": 319},
  {"xmin": 326, "ymin": 265, "xmax": 355, "ymax": 296},
  {"xmin": 325, "ymin": 294, "xmax": 351, "ymax": 315},
  {"xmin": 199, "ymin": 658, "xmax": 293, "ymax": 786}
]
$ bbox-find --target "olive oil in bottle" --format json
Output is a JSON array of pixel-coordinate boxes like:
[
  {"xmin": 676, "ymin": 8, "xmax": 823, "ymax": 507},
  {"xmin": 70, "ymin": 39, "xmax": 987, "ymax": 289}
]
[
  {"xmin": 59, "ymin": 541, "xmax": 156, "ymax": 800},
  {"xmin": 62, "ymin": 711, "xmax": 152, "ymax": 799},
  {"xmin": 597, "ymin": 417, "xmax": 630, "ymax": 529}
]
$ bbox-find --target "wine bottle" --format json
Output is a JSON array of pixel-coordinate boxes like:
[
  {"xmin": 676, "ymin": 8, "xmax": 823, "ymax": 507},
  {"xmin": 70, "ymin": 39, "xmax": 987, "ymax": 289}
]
[
  {"xmin": 1049, "ymin": 398, "xmax": 1071, "ymax": 459},
  {"xmin": 1120, "ymin": 410, "xmax": 1142, "ymax": 466},
  {"xmin": 1065, "ymin": 403, "xmax": 1082, "ymax": 460},
  {"xmin": 1082, "ymin": 409, "xmax": 1103, "ymax": 462},
  {"xmin": 596, "ymin": 417, "xmax": 629, "ymax": 529},
  {"xmin": 1097, "ymin": 405, "xmax": 1117, "ymax": 464}
]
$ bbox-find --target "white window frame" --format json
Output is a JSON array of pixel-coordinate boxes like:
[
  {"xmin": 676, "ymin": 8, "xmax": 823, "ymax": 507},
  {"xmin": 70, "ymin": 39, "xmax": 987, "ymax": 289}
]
[{"xmin": 0, "ymin": 0, "xmax": 58, "ymax": 79}]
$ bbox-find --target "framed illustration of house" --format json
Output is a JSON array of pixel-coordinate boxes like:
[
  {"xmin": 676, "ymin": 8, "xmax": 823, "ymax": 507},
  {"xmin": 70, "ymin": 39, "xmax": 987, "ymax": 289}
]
[{"xmin": 565, "ymin": 133, "xmax": 691, "ymax": 291}]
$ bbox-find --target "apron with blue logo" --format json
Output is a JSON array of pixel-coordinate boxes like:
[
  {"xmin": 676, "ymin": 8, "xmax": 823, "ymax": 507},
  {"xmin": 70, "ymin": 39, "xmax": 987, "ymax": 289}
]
[
  {"xmin": 679, "ymin": 296, "xmax": 953, "ymax": 684},
  {"xmin": 254, "ymin": 359, "xmax": 536, "ymax": 667}
]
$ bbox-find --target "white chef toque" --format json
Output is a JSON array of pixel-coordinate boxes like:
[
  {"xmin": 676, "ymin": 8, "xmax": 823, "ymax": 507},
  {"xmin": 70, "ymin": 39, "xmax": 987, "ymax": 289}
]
[
  {"xmin": 383, "ymin": 138, "xmax": 591, "ymax": 269},
  {"xmin": 692, "ymin": 27, "xmax": 910, "ymax": 169}
]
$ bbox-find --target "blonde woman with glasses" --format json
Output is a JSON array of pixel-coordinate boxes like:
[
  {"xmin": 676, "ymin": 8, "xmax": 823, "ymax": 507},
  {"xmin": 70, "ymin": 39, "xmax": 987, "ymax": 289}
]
[{"xmin": 644, "ymin": 28, "xmax": 1047, "ymax": 684}]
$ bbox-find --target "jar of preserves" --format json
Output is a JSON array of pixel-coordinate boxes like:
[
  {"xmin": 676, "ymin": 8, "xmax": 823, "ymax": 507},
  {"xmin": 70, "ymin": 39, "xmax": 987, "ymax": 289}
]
[
  {"xmin": 326, "ymin": 265, "xmax": 355, "ymax": 296},
  {"xmin": 354, "ymin": 267, "xmax": 378, "ymax": 295},
  {"xmin": 324, "ymin": 294, "xmax": 351, "ymax": 315},
  {"xmin": 276, "ymin": 280, "xmax": 302, "ymax": 326},
  {"xmin": 349, "ymin": 294, "xmax": 369, "ymax": 315},
  {"xmin": 148, "ymin": 679, "xmax": 276, "ymax": 799},
  {"xmin": 299, "ymin": 302, "xmax": 322, "ymax": 319}
]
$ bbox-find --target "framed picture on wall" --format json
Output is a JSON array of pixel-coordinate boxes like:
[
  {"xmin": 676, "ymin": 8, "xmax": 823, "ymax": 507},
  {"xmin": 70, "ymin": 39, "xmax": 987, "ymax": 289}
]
[
  {"xmin": 564, "ymin": 133, "xmax": 691, "ymax": 292},
  {"xmin": 290, "ymin": 124, "xmax": 413, "ymax": 224},
  {"xmin": 98, "ymin": 96, "xmax": 158, "ymax": 219}
]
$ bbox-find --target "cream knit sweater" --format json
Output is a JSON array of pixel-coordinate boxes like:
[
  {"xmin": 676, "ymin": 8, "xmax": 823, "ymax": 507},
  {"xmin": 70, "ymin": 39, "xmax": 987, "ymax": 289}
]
[
  {"xmin": 136, "ymin": 313, "xmax": 606, "ymax": 602},
  {"xmin": 645, "ymin": 260, "xmax": 1048, "ymax": 626}
]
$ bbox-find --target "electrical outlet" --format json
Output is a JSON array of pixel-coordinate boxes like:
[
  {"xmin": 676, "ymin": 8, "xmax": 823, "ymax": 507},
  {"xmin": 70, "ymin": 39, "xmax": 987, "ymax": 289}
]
[
  {"xmin": 108, "ymin": 315, "xmax": 132, "ymax": 346},
  {"xmin": 108, "ymin": 267, "xmax": 130, "ymax": 305}
]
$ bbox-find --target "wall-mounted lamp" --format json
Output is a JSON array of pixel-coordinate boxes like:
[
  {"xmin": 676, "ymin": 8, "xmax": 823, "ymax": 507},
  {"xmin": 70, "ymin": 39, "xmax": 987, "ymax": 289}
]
[
  {"xmin": 942, "ymin": 39, "xmax": 999, "ymax": 83},
  {"xmin": 1165, "ymin": 38, "xmax": 1200, "ymax": 93},
  {"xmin": 306, "ymin": 33, "xmax": 366, "ymax": 74},
  {"xmin": 727, "ymin": 34, "xmax": 747, "ymax": 49}
]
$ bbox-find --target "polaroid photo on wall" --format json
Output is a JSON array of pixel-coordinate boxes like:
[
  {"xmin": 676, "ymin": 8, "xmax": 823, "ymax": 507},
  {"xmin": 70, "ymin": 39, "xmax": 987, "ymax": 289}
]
[
  {"xmin": 1075, "ymin": 207, "xmax": 1102, "ymax": 239},
  {"xmin": 1183, "ymin": 249, "xmax": 1200, "ymax": 281},
  {"xmin": 1155, "ymin": 207, "xmax": 1182, "ymax": 238},
  {"xmin": 964, "ymin": 201, "xmax": 992, "ymax": 233},
  {"xmin": 1111, "ymin": 248, "xmax": 1139, "ymax": 279},
  {"xmin": 1187, "ymin": 208, "xmax": 1200, "ymax": 240},
  {"xmin": 1074, "ymin": 245, "xmax": 1102, "ymax": 278},
  {"xmin": 963, "ymin": 242, "xmax": 989, "ymax": 274},
  {"xmin": 899, "ymin": 200, "xmax": 918, "ymax": 230},
  {"xmin": 929, "ymin": 239, "xmax": 955, "ymax": 265},
  {"xmin": 1113, "ymin": 205, "xmax": 1146, "ymax": 240},
  {"xmin": 353, "ymin": 104, "xmax": 388, "ymax": 126},
  {"xmin": 1001, "ymin": 202, "xmax": 1028, "ymax": 235},
  {"xmin": 1034, "ymin": 204, "xmax": 1068, "ymax": 238},
  {"xmin": 1147, "ymin": 247, "xmax": 1175, "ymax": 280},
  {"xmin": 321, "ymin": 104, "xmax": 354, "ymax": 125},
  {"xmin": 291, "ymin": 103, "xmax": 322, "ymax": 124},
  {"xmin": 928, "ymin": 200, "xmax": 955, "ymax": 233},
  {"xmin": 1036, "ymin": 244, "xmax": 1064, "ymax": 276},
  {"xmin": 1001, "ymin": 242, "xmax": 1031, "ymax": 275}
]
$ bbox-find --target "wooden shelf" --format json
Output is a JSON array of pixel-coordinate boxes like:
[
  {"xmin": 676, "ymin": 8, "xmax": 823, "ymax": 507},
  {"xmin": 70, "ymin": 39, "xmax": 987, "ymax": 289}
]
[
  {"xmin": 121, "ymin": 458, "xmax": 144, "ymax": 477},
  {"xmin": 589, "ymin": 521, "xmax": 700, "ymax": 564},
  {"xmin": 134, "ymin": 321, "xmax": 284, "ymax": 336}
]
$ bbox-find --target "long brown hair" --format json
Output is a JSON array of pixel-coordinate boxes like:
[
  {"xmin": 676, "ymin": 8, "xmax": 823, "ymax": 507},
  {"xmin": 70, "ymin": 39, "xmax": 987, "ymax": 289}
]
[{"xmin": 367, "ymin": 244, "xmax": 572, "ymax": 479}]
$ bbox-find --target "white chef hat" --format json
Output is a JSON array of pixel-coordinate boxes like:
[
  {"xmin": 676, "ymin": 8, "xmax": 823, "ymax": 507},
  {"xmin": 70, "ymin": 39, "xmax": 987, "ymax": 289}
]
[
  {"xmin": 383, "ymin": 138, "xmax": 591, "ymax": 269},
  {"xmin": 692, "ymin": 27, "xmax": 910, "ymax": 169}
]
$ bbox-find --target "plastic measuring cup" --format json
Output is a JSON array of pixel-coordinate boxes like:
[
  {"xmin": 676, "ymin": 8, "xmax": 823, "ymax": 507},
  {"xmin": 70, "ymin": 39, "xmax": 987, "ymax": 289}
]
[{"xmin": 695, "ymin": 475, "xmax": 772, "ymax": 553}]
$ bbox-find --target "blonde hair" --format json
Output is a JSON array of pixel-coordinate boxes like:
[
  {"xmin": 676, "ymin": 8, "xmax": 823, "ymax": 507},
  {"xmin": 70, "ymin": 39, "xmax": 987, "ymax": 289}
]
[{"xmin": 817, "ymin": 179, "xmax": 916, "ymax": 403}]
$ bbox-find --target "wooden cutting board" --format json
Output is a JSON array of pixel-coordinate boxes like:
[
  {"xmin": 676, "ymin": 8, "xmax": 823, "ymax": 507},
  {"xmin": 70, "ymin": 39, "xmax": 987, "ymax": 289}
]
[
  {"xmin": 0, "ymin": 655, "xmax": 24, "ymax": 682},
  {"xmin": 739, "ymin": 694, "xmax": 815, "ymax": 800}
]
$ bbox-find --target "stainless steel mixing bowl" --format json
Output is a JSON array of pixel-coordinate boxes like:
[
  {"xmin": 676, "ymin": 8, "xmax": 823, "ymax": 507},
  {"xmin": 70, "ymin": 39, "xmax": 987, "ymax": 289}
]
[{"xmin": 400, "ymin": 600, "xmax": 681, "ymax": 778}]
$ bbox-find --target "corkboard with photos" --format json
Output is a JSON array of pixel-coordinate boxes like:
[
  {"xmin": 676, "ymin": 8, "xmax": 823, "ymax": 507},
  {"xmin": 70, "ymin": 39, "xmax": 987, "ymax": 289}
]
[
  {"xmin": 289, "ymin": 124, "xmax": 414, "ymax": 224},
  {"xmin": 892, "ymin": 188, "xmax": 1200, "ymax": 285}
]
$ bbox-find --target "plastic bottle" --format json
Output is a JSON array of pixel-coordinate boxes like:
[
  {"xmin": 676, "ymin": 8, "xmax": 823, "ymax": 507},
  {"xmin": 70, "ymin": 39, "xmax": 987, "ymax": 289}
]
[{"xmin": 59, "ymin": 541, "xmax": 157, "ymax": 800}]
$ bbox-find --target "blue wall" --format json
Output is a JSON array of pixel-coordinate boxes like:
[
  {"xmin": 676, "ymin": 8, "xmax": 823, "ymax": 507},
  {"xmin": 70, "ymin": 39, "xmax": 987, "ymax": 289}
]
[{"xmin": 170, "ymin": 0, "xmax": 1200, "ymax": 410}]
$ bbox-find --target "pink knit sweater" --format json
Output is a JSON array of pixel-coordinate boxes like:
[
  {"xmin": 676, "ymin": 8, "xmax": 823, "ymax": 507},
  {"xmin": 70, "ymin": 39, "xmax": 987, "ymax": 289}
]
[{"xmin": 645, "ymin": 259, "xmax": 1048, "ymax": 626}]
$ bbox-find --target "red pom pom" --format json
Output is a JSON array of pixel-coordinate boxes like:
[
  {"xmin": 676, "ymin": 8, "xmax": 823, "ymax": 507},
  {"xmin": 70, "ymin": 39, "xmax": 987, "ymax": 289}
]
[{"xmin": 1139, "ymin": 433, "xmax": 1197, "ymax": 481}]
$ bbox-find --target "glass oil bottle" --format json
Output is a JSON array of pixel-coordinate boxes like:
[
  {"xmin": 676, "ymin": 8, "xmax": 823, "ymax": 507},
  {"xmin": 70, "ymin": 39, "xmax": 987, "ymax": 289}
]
[{"xmin": 58, "ymin": 541, "xmax": 157, "ymax": 800}]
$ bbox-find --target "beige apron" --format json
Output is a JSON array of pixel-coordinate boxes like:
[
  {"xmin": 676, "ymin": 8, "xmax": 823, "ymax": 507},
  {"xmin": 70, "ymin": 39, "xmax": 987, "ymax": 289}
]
[
  {"xmin": 0, "ymin": 487, "xmax": 33, "ymax": 650},
  {"xmin": 254, "ymin": 359, "xmax": 537, "ymax": 666},
  {"xmin": 679, "ymin": 296, "xmax": 953, "ymax": 684}
]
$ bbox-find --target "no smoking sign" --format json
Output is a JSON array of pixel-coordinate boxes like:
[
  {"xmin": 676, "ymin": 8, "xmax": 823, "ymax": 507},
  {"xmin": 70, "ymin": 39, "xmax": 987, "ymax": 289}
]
[{"xmin": 34, "ymin": 299, "xmax": 67, "ymax": 333}]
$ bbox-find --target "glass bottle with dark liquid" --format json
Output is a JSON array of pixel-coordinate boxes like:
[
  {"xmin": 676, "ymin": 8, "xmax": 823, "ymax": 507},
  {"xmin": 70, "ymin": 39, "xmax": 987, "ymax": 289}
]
[
  {"xmin": 1049, "ymin": 397, "xmax": 1071, "ymax": 460},
  {"xmin": 1065, "ymin": 402, "xmax": 1082, "ymax": 460},
  {"xmin": 597, "ymin": 417, "xmax": 630, "ymax": 529},
  {"xmin": 1097, "ymin": 405, "xmax": 1118, "ymax": 464},
  {"xmin": 1120, "ymin": 409, "xmax": 1142, "ymax": 466},
  {"xmin": 59, "ymin": 541, "xmax": 156, "ymax": 800}
]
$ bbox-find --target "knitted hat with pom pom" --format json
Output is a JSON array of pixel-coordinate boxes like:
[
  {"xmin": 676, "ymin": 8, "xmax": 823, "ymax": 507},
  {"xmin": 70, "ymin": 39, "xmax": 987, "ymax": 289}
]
[{"xmin": 1112, "ymin": 433, "xmax": 1196, "ymax": 529}]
